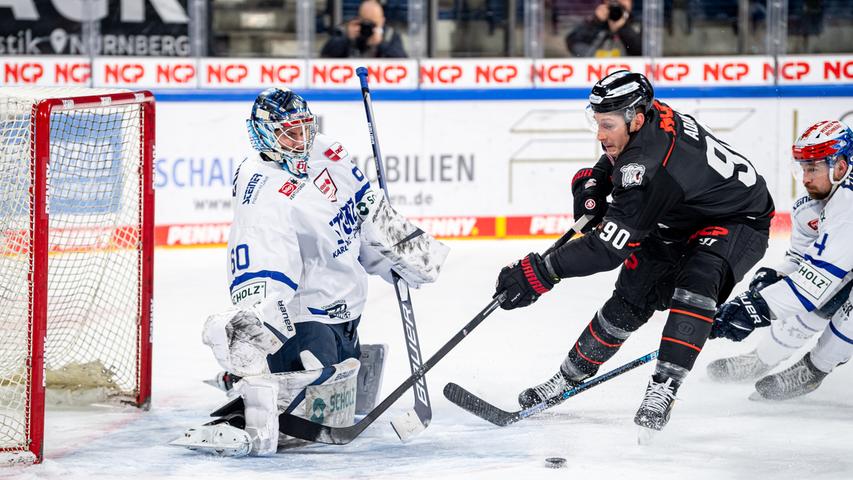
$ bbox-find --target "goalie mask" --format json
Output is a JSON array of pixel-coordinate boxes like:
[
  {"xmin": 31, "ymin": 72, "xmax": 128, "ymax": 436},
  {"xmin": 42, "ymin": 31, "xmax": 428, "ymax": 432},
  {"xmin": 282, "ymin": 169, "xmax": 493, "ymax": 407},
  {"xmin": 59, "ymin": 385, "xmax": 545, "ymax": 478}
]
[
  {"xmin": 585, "ymin": 70, "xmax": 654, "ymax": 133},
  {"xmin": 791, "ymin": 120, "xmax": 853, "ymax": 196},
  {"xmin": 247, "ymin": 87, "xmax": 317, "ymax": 177}
]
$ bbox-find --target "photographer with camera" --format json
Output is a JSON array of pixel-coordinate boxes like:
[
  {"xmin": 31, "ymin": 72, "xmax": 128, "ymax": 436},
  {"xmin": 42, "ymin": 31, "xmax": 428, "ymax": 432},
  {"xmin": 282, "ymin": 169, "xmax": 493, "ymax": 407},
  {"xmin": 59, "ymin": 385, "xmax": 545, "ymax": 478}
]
[
  {"xmin": 320, "ymin": 0, "xmax": 407, "ymax": 58},
  {"xmin": 565, "ymin": 0, "xmax": 641, "ymax": 57}
]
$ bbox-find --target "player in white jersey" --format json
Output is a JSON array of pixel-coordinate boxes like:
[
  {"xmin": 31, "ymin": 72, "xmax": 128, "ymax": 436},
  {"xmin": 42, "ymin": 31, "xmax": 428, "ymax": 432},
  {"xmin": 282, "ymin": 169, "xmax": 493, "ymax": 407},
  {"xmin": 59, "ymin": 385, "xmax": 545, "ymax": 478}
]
[
  {"xmin": 172, "ymin": 87, "xmax": 447, "ymax": 456},
  {"xmin": 708, "ymin": 120, "xmax": 853, "ymax": 401}
]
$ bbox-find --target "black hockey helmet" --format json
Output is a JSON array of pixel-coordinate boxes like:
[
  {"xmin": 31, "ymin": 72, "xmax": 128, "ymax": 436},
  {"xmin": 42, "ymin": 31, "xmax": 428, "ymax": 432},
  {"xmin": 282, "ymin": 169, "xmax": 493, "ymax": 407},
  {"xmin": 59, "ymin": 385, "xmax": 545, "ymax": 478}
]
[{"xmin": 588, "ymin": 70, "xmax": 655, "ymax": 119}]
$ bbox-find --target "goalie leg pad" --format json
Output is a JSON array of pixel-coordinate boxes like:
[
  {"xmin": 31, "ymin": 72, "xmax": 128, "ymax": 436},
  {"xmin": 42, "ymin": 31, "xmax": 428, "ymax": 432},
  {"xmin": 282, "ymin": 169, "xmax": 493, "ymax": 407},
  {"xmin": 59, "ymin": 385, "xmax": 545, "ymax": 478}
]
[
  {"xmin": 301, "ymin": 357, "xmax": 360, "ymax": 427},
  {"xmin": 356, "ymin": 344, "xmax": 387, "ymax": 415},
  {"xmin": 243, "ymin": 357, "xmax": 361, "ymax": 436},
  {"xmin": 234, "ymin": 376, "xmax": 281, "ymax": 455}
]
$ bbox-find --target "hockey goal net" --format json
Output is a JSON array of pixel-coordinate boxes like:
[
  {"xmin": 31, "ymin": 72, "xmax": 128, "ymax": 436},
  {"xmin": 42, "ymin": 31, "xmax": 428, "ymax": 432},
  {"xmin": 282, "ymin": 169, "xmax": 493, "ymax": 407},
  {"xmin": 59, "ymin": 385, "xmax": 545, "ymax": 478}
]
[{"xmin": 0, "ymin": 87, "xmax": 154, "ymax": 465}]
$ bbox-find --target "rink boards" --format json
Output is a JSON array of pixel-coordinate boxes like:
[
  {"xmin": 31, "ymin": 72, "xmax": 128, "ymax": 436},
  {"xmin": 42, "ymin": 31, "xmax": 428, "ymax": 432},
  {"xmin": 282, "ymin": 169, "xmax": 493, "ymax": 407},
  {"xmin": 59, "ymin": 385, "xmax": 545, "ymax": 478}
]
[{"xmin": 148, "ymin": 86, "xmax": 848, "ymax": 247}]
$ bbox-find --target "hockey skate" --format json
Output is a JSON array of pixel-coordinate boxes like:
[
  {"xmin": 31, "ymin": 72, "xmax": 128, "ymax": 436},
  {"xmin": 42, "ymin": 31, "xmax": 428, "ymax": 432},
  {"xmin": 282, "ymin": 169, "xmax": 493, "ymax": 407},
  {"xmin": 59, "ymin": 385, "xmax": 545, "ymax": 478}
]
[
  {"xmin": 518, "ymin": 369, "xmax": 581, "ymax": 409},
  {"xmin": 634, "ymin": 377, "xmax": 678, "ymax": 444},
  {"xmin": 751, "ymin": 353, "xmax": 828, "ymax": 401},
  {"xmin": 170, "ymin": 423, "xmax": 252, "ymax": 457},
  {"xmin": 706, "ymin": 350, "xmax": 773, "ymax": 383}
]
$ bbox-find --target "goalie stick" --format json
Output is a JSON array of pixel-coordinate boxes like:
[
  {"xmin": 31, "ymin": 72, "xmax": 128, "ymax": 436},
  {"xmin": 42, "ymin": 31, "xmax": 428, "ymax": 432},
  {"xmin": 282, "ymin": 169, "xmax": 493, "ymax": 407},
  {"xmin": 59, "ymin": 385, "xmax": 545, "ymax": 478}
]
[
  {"xmin": 355, "ymin": 66, "xmax": 431, "ymax": 441},
  {"xmin": 272, "ymin": 215, "xmax": 592, "ymax": 445},
  {"xmin": 443, "ymin": 350, "xmax": 659, "ymax": 427},
  {"xmin": 275, "ymin": 294, "xmax": 504, "ymax": 444}
]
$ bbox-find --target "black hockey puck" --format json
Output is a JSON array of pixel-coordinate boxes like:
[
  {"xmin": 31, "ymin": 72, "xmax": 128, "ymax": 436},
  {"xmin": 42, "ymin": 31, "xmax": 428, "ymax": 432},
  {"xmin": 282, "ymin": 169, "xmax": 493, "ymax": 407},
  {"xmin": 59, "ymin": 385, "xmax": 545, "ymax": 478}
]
[{"xmin": 545, "ymin": 457, "xmax": 566, "ymax": 468}]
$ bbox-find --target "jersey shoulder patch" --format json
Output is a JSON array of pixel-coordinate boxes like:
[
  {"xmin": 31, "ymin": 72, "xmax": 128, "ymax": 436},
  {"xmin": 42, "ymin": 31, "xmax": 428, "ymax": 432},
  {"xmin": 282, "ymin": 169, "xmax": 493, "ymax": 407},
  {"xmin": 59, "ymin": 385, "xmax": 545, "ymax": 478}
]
[
  {"xmin": 612, "ymin": 143, "xmax": 664, "ymax": 190},
  {"xmin": 312, "ymin": 134, "xmax": 348, "ymax": 162},
  {"xmin": 617, "ymin": 162, "xmax": 647, "ymax": 188},
  {"xmin": 324, "ymin": 142, "xmax": 349, "ymax": 161}
]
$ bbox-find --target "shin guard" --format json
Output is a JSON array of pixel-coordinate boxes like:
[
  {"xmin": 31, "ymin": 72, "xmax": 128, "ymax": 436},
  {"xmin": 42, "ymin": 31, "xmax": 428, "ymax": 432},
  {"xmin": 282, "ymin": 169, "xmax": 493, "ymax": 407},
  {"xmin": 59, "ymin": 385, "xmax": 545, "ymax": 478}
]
[
  {"xmin": 659, "ymin": 291, "xmax": 716, "ymax": 375},
  {"xmin": 567, "ymin": 296, "xmax": 652, "ymax": 377}
]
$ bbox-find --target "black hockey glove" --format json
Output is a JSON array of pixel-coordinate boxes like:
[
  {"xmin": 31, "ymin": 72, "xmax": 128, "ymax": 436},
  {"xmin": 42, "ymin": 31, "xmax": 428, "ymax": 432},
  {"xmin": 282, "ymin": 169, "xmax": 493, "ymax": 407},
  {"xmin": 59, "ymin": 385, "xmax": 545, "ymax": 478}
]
[
  {"xmin": 571, "ymin": 167, "xmax": 610, "ymax": 234},
  {"xmin": 710, "ymin": 290, "xmax": 772, "ymax": 342},
  {"xmin": 748, "ymin": 267, "xmax": 783, "ymax": 292},
  {"xmin": 494, "ymin": 253, "xmax": 559, "ymax": 310}
]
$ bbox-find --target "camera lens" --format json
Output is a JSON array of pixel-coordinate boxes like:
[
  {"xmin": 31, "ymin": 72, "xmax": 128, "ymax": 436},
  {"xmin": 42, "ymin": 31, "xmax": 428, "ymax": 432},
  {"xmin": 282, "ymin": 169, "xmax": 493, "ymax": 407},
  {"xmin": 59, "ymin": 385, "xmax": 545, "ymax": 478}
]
[
  {"xmin": 359, "ymin": 20, "xmax": 375, "ymax": 41},
  {"xmin": 608, "ymin": 3, "xmax": 624, "ymax": 21}
]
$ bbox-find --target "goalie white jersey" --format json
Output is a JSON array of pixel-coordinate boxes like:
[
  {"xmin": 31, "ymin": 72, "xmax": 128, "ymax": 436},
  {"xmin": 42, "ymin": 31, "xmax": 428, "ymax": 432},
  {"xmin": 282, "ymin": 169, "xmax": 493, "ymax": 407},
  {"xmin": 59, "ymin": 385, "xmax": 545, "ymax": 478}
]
[
  {"xmin": 228, "ymin": 133, "xmax": 378, "ymax": 326},
  {"xmin": 762, "ymin": 180, "xmax": 853, "ymax": 319}
]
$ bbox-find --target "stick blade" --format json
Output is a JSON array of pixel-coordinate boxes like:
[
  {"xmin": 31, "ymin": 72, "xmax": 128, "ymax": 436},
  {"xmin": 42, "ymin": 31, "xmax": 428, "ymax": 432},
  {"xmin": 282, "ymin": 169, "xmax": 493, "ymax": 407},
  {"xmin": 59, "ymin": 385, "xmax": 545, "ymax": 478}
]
[
  {"xmin": 278, "ymin": 413, "xmax": 359, "ymax": 445},
  {"xmin": 391, "ymin": 409, "xmax": 427, "ymax": 442},
  {"xmin": 443, "ymin": 383, "xmax": 517, "ymax": 427}
]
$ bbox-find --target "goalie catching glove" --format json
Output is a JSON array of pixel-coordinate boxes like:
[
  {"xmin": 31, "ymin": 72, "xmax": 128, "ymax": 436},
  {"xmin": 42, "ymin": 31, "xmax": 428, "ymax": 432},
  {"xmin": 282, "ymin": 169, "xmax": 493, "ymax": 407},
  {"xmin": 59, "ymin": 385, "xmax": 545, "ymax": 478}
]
[
  {"xmin": 494, "ymin": 253, "xmax": 560, "ymax": 310},
  {"xmin": 357, "ymin": 187, "xmax": 449, "ymax": 287},
  {"xmin": 710, "ymin": 289, "xmax": 773, "ymax": 342}
]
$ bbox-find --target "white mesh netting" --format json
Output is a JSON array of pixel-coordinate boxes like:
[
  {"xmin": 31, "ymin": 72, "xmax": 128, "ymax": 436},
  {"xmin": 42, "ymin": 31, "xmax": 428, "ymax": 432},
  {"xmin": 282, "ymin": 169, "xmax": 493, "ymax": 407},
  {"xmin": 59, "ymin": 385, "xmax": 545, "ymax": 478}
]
[{"xmin": 0, "ymin": 87, "xmax": 147, "ymax": 461}]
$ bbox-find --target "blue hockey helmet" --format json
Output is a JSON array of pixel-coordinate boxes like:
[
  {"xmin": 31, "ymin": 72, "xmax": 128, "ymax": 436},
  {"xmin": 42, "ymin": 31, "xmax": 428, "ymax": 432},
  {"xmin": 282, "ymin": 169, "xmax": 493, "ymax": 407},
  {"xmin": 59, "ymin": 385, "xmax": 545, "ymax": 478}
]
[{"xmin": 247, "ymin": 87, "xmax": 317, "ymax": 177}]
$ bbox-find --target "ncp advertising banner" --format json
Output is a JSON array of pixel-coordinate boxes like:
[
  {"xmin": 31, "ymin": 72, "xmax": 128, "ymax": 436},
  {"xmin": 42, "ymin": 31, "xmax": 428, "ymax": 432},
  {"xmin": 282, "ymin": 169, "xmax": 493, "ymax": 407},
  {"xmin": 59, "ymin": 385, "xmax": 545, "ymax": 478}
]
[
  {"xmin": 2, "ymin": 55, "xmax": 852, "ymax": 87},
  {"xmin": 151, "ymin": 95, "xmax": 853, "ymax": 246}
]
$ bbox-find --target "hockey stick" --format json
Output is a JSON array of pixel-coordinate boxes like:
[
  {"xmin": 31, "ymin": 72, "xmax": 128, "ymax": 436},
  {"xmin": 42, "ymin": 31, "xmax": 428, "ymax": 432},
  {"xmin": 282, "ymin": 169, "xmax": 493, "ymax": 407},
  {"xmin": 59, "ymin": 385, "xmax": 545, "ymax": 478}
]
[
  {"xmin": 355, "ymin": 66, "xmax": 432, "ymax": 441},
  {"xmin": 275, "ymin": 215, "xmax": 592, "ymax": 444},
  {"xmin": 276, "ymin": 294, "xmax": 503, "ymax": 444},
  {"xmin": 443, "ymin": 350, "xmax": 658, "ymax": 427}
]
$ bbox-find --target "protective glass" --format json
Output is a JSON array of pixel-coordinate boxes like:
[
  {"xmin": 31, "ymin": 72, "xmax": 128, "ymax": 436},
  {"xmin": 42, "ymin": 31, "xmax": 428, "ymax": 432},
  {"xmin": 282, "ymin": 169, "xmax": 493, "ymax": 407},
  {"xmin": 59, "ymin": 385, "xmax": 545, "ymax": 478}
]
[
  {"xmin": 585, "ymin": 105, "xmax": 634, "ymax": 134},
  {"xmin": 791, "ymin": 158, "xmax": 831, "ymax": 184}
]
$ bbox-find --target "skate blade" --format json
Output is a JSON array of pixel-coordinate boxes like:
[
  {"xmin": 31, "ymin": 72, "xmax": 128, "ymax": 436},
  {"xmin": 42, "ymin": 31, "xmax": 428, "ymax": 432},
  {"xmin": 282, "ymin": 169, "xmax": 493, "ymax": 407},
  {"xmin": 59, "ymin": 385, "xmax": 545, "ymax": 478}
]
[
  {"xmin": 391, "ymin": 409, "xmax": 427, "ymax": 443},
  {"xmin": 637, "ymin": 426, "xmax": 658, "ymax": 445},
  {"xmin": 748, "ymin": 391, "xmax": 771, "ymax": 402},
  {"xmin": 170, "ymin": 436, "xmax": 251, "ymax": 457},
  {"xmin": 169, "ymin": 427, "xmax": 251, "ymax": 457},
  {"xmin": 203, "ymin": 378, "xmax": 224, "ymax": 390}
]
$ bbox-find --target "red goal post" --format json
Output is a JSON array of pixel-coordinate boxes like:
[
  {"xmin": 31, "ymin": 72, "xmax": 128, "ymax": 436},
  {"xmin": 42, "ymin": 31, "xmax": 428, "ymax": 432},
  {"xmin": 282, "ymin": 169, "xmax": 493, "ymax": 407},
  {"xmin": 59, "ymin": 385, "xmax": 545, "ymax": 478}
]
[{"xmin": 0, "ymin": 87, "xmax": 154, "ymax": 465}]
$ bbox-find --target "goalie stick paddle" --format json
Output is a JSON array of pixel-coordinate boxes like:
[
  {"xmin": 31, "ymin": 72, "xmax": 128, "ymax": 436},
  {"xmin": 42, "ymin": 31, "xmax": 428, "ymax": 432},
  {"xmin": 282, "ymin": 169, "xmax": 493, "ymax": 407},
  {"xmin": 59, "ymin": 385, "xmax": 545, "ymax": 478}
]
[
  {"xmin": 275, "ymin": 214, "xmax": 592, "ymax": 445},
  {"xmin": 356, "ymin": 66, "xmax": 431, "ymax": 440},
  {"xmin": 443, "ymin": 350, "xmax": 659, "ymax": 427}
]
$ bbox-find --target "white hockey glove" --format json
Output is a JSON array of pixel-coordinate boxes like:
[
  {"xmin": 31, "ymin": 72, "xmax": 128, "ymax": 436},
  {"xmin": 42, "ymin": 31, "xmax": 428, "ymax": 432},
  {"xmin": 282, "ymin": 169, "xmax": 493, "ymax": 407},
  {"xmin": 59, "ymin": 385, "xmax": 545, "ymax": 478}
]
[
  {"xmin": 358, "ymin": 189, "xmax": 449, "ymax": 288},
  {"xmin": 202, "ymin": 306, "xmax": 290, "ymax": 377}
]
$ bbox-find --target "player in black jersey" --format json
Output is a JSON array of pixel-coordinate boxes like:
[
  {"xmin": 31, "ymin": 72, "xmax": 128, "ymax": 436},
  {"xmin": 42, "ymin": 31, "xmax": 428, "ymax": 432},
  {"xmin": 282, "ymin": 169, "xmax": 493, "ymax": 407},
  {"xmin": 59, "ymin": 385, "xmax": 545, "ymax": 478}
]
[{"xmin": 494, "ymin": 70, "xmax": 774, "ymax": 438}]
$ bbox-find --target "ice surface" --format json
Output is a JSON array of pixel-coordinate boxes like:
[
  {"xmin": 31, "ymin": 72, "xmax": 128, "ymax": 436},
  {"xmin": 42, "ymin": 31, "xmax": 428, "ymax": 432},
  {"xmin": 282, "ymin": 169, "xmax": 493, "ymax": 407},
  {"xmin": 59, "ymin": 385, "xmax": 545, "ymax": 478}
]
[{"xmin": 9, "ymin": 238, "xmax": 853, "ymax": 479}]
